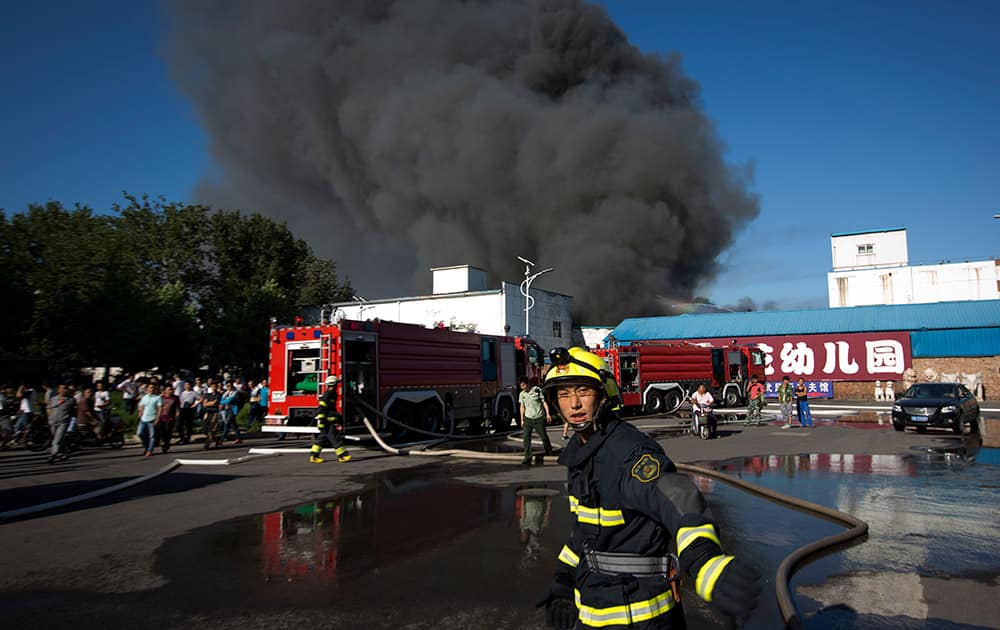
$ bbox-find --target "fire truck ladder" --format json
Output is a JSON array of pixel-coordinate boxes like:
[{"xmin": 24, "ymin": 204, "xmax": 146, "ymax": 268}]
[{"xmin": 318, "ymin": 334, "xmax": 335, "ymax": 396}]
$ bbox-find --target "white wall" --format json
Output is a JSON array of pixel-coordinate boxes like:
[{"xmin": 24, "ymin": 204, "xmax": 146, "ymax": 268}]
[
  {"xmin": 578, "ymin": 327, "xmax": 614, "ymax": 349},
  {"xmin": 828, "ymin": 260, "xmax": 999, "ymax": 307},
  {"xmin": 330, "ymin": 283, "xmax": 573, "ymax": 352},
  {"xmin": 431, "ymin": 265, "xmax": 488, "ymax": 294},
  {"xmin": 831, "ymin": 230, "xmax": 908, "ymax": 271},
  {"xmin": 334, "ymin": 292, "xmax": 504, "ymax": 333}
]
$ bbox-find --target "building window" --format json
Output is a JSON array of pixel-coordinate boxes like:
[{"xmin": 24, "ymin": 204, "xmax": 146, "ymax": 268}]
[
  {"xmin": 552, "ymin": 321, "xmax": 562, "ymax": 338},
  {"xmin": 857, "ymin": 243, "xmax": 874, "ymax": 255}
]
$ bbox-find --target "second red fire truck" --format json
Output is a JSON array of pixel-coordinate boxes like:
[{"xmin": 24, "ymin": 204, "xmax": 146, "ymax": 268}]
[
  {"xmin": 264, "ymin": 318, "xmax": 545, "ymax": 438},
  {"xmin": 595, "ymin": 342, "xmax": 767, "ymax": 415}
]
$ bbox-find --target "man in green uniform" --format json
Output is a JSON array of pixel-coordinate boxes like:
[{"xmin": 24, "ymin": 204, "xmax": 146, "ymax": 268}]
[{"xmin": 519, "ymin": 375, "xmax": 554, "ymax": 465}]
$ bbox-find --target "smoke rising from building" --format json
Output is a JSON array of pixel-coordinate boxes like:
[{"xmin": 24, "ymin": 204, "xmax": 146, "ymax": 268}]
[{"xmin": 164, "ymin": 0, "xmax": 759, "ymax": 323}]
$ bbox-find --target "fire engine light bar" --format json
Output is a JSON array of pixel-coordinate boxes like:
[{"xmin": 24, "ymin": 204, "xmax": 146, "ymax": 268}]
[
  {"xmin": 313, "ymin": 330, "xmax": 322, "ymax": 338},
  {"xmin": 285, "ymin": 332, "xmax": 295, "ymax": 340}
]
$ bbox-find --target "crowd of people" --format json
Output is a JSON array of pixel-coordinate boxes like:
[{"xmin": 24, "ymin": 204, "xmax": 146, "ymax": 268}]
[{"xmin": 0, "ymin": 372, "xmax": 271, "ymax": 463}]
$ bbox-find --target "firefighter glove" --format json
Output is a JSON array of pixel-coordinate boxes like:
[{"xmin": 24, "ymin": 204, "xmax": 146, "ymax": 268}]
[
  {"xmin": 702, "ymin": 555, "xmax": 761, "ymax": 621},
  {"xmin": 536, "ymin": 581, "xmax": 577, "ymax": 629}
]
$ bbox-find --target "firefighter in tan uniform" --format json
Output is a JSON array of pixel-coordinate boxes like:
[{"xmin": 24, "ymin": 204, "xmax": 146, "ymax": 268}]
[
  {"xmin": 309, "ymin": 375, "xmax": 351, "ymax": 464},
  {"xmin": 537, "ymin": 347, "xmax": 761, "ymax": 629}
]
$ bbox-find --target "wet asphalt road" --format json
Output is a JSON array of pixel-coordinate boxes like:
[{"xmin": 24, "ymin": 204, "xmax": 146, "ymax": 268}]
[{"xmin": 1, "ymin": 403, "xmax": 997, "ymax": 629}]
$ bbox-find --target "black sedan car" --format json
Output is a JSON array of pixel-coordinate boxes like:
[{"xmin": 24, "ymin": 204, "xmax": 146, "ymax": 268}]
[{"xmin": 891, "ymin": 382, "xmax": 979, "ymax": 434}]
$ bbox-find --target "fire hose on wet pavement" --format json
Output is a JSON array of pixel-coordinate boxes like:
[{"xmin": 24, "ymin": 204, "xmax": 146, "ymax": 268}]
[{"xmin": 353, "ymin": 396, "xmax": 869, "ymax": 629}]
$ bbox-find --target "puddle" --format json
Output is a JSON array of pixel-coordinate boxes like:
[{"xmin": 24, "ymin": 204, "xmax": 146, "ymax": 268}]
[
  {"xmin": 699, "ymin": 453, "xmax": 1000, "ymax": 628},
  {"xmin": 835, "ymin": 411, "xmax": 893, "ymax": 428}
]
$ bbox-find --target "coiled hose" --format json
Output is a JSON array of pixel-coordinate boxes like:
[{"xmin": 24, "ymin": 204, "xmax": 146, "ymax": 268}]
[{"xmin": 356, "ymin": 402, "xmax": 868, "ymax": 628}]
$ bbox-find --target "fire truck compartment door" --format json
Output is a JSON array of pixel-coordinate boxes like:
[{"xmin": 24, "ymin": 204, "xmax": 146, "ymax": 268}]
[{"xmin": 500, "ymin": 341, "xmax": 516, "ymax": 390}]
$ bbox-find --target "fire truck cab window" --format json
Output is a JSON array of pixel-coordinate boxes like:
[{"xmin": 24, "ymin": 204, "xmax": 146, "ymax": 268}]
[
  {"xmin": 726, "ymin": 351, "xmax": 744, "ymax": 381},
  {"xmin": 527, "ymin": 344, "xmax": 541, "ymax": 367},
  {"xmin": 619, "ymin": 355, "xmax": 639, "ymax": 393},
  {"xmin": 482, "ymin": 339, "xmax": 498, "ymax": 381},
  {"xmin": 288, "ymin": 345, "xmax": 321, "ymax": 395},
  {"xmin": 712, "ymin": 349, "xmax": 725, "ymax": 382}
]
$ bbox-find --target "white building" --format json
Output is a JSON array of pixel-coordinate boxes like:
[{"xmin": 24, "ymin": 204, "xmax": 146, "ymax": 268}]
[
  {"xmin": 325, "ymin": 265, "xmax": 573, "ymax": 352},
  {"xmin": 827, "ymin": 228, "xmax": 1000, "ymax": 307}
]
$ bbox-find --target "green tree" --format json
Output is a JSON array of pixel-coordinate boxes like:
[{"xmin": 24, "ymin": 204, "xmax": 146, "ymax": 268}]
[{"xmin": 0, "ymin": 196, "xmax": 352, "ymax": 373}]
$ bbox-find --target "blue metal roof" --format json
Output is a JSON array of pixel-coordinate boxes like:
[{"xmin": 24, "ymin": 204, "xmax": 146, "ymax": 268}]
[
  {"xmin": 610, "ymin": 300, "xmax": 1000, "ymax": 342},
  {"xmin": 911, "ymin": 328, "xmax": 1000, "ymax": 357}
]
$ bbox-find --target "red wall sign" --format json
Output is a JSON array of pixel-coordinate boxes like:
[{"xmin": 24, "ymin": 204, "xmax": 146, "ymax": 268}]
[{"xmin": 692, "ymin": 331, "xmax": 911, "ymax": 381}]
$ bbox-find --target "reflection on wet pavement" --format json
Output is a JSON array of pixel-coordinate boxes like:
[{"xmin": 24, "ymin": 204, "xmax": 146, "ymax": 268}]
[{"xmin": 700, "ymin": 448, "xmax": 1000, "ymax": 628}]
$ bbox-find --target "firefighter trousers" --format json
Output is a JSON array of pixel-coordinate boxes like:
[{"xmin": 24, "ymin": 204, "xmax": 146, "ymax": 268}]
[{"xmin": 311, "ymin": 416, "xmax": 349, "ymax": 460}]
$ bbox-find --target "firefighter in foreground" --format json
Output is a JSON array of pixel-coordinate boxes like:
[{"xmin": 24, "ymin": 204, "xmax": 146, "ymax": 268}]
[
  {"xmin": 537, "ymin": 347, "xmax": 761, "ymax": 629},
  {"xmin": 309, "ymin": 375, "xmax": 351, "ymax": 464}
]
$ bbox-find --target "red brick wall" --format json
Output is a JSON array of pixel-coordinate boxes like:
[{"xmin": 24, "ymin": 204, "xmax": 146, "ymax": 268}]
[{"xmin": 822, "ymin": 356, "xmax": 999, "ymax": 400}]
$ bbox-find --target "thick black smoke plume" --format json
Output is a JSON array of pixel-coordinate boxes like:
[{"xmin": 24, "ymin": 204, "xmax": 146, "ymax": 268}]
[{"xmin": 164, "ymin": 0, "xmax": 759, "ymax": 323}]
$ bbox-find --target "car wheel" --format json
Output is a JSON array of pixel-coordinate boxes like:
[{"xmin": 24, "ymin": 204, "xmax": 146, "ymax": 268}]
[{"xmin": 892, "ymin": 422, "xmax": 905, "ymax": 432}]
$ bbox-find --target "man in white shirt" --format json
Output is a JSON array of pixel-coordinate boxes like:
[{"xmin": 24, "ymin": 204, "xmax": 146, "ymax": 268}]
[
  {"xmin": 172, "ymin": 374, "xmax": 185, "ymax": 398},
  {"xmin": 117, "ymin": 375, "xmax": 139, "ymax": 415},
  {"xmin": 93, "ymin": 381, "xmax": 111, "ymax": 429}
]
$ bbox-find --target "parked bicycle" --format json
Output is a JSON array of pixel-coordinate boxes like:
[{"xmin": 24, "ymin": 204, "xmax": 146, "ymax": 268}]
[{"xmin": 66, "ymin": 415, "xmax": 125, "ymax": 451}]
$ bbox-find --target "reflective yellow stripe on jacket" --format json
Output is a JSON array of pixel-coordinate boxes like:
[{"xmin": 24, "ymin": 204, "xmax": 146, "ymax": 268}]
[
  {"xmin": 558, "ymin": 544, "xmax": 580, "ymax": 568},
  {"xmin": 676, "ymin": 523, "xmax": 721, "ymax": 554},
  {"xmin": 695, "ymin": 554, "xmax": 734, "ymax": 601},
  {"xmin": 574, "ymin": 588, "xmax": 676, "ymax": 627},
  {"xmin": 569, "ymin": 496, "xmax": 626, "ymax": 527}
]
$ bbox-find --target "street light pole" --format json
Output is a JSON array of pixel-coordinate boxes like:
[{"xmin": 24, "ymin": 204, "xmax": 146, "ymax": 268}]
[{"xmin": 518, "ymin": 256, "xmax": 553, "ymax": 337}]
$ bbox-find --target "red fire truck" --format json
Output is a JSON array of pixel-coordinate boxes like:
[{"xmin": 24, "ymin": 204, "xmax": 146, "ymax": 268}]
[
  {"xmin": 595, "ymin": 342, "xmax": 767, "ymax": 415},
  {"xmin": 265, "ymin": 318, "xmax": 545, "ymax": 437}
]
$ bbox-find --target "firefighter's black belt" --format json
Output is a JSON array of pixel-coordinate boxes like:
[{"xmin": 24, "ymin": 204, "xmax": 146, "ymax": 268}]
[{"xmin": 585, "ymin": 549, "xmax": 679, "ymax": 579}]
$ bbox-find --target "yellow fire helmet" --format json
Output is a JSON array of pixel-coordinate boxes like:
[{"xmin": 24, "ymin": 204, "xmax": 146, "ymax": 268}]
[{"xmin": 543, "ymin": 347, "xmax": 622, "ymax": 430}]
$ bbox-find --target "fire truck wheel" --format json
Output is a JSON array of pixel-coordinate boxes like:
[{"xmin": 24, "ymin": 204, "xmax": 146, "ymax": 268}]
[
  {"xmin": 723, "ymin": 390, "xmax": 740, "ymax": 407},
  {"xmin": 419, "ymin": 403, "xmax": 444, "ymax": 434},
  {"xmin": 493, "ymin": 400, "xmax": 515, "ymax": 433},
  {"xmin": 645, "ymin": 392, "xmax": 665, "ymax": 414},
  {"xmin": 663, "ymin": 390, "xmax": 683, "ymax": 414},
  {"xmin": 388, "ymin": 402, "xmax": 414, "ymax": 441}
]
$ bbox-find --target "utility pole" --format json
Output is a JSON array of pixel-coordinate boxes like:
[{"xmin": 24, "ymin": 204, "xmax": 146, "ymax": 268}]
[{"xmin": 517, "ymin": 256, "xmax": 553, "ymax": 337}]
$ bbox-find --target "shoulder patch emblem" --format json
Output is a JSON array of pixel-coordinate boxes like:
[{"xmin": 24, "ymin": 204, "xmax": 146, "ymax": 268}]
[{"xmin": 630, "ymin": 453, "xmax": 661, "ymax": 483}]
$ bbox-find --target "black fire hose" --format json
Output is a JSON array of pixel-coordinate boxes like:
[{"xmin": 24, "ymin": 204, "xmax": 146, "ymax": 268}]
[
  {"xmin": 674, "ymin": 462, "xmax": 868, "ymax": 629},
  {"xmin": 347, "ymin": 393, "xmax": 522, "ymax": 442},
  {"xmin": 351, "ymin": 396, "xmax": 867, "ymax": 627}
]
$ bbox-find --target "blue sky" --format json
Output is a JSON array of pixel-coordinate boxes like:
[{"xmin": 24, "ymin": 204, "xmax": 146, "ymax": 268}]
[{"xmin": 2, "ymin": 1, "xmax": 998, "ymax": 310}]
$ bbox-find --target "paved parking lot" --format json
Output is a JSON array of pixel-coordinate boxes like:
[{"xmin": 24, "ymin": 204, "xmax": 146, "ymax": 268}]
[{"xmin": 0, "ymin": 402, "xmax": 995, "ymax": 629}]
